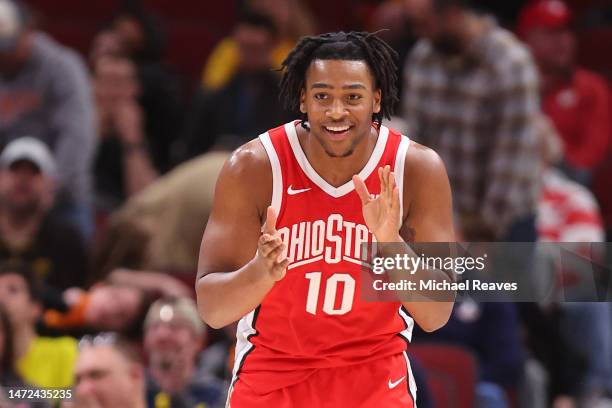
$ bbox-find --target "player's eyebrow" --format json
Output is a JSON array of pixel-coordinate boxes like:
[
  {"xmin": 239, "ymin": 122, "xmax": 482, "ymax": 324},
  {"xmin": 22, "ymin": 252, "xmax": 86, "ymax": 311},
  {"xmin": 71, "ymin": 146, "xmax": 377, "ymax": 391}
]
[
  {"xmin": 343, "ymin": 84, "xmax": 367, "ymax": 90},
  {"xmin": 310, "ymin": 83, "xmax": 367, "ymax": 90}
]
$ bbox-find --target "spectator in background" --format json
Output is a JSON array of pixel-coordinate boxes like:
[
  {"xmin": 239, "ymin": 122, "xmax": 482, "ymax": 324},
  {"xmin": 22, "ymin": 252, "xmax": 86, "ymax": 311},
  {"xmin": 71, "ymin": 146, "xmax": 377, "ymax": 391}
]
[
  {"xmin": 201, "ymin": 0, "xmax": 315, "ymax": 90},
  {"xmin": 403, "ymin": 0, "xmax": 541, "ymax": 241},
  {"xmin": 143, "ymin": 297, "xmax": 223, "ymax": 408},
  {"xmin": 0, "ymin": 261, "xmax": 77, "ymax": 389},
  {"xmin": 518, "ymin": 0, "xmax": 611, "ymax": 186},
  {"xmin": 92, "ymin": 55, "xmax": 158, "ymax": 213},
  {"xmin": 366, "ymin": 0, "xmax": 418, "ymax": 107},
  {"xmin": 0, "ymin": 303, "xmax": 18, "ymax": 385},
  {"xmin": 537, "ymin": 116, "xmax": 604, "ymax": 243},
  {"xmin": 89, "ymin": 28, "xmax": 124, "ymax": 64},
  {"xmin": 42, "ymin": 280, "xmax": 153, "ymax": 340},
  {"xmin": 0, "ymin": 138, "xmax": 89, "ymax": 298},
  {"xmin": 93, "ymin": 151, "xmax": 229, "ymax": 280},
  {"xmin": 107, "ymin": 6, "xmax": 182, "ymax": 173},
  {"xmin": 535, "ymin": 116, "xmax": 611, "ymax": 407},
  {"xmin": 177, "ymin": 12, "xmax": 292, "ymax": 158},
  {"xmin": 415, "ymin": 300, "xmax": 524, "ymax": 408},
  {"xmin": 0, "ymin": 0, "xmax": 95, "ymax": 238},
  {"xmin": 74, "ymin": 333, "xmax": 146, "ymax": 408},
  {"xmin": 0, "ymin": 303, "xmax": 51, "ymax": 408}
]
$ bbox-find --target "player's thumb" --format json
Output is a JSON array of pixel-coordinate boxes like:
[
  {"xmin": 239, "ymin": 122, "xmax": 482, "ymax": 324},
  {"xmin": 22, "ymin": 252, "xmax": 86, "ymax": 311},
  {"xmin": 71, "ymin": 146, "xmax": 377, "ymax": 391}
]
[{"xmin": 264, "ymin": 206, "xmax": 278, "ymax": 234}]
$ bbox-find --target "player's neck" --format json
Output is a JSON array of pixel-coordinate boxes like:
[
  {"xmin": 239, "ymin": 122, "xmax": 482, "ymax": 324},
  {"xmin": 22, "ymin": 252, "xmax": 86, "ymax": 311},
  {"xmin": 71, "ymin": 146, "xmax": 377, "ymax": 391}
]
[{"xmin": 297, "ymin": 125, "xmax": 379, "ymax": 188}]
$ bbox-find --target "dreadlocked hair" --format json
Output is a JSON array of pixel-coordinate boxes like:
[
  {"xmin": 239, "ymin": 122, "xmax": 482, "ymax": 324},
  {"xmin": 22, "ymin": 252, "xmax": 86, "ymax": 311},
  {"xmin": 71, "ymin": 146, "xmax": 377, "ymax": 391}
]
[{"xmin": 279, "ymin": 31, "xmax": 399, "ymax": 127}]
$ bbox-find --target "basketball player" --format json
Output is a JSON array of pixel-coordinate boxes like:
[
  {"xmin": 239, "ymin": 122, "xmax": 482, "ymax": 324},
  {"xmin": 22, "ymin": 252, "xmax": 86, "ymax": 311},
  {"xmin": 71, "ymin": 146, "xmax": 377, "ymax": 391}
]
[{"xmin": 196, "ymin": 32, "xmax": 455, "ymax": 407}]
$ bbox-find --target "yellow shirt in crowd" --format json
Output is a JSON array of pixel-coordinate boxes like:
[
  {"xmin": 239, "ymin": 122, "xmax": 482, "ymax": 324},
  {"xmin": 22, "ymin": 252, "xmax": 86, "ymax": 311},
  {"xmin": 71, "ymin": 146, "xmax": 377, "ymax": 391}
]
[
  {"xmin": 201, "ymin": 37, "xmax": 295, "ymax": 90},
  {"xmin": 16, "ymin": 336, "xmax": 78, "ymax": 389}
]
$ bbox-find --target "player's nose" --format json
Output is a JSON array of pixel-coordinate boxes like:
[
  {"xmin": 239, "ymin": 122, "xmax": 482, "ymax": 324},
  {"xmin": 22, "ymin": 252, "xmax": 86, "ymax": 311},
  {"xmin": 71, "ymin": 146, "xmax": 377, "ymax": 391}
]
[{"xmin": 326, "ymin": 99, "xmax": 348, "ymax": 120}]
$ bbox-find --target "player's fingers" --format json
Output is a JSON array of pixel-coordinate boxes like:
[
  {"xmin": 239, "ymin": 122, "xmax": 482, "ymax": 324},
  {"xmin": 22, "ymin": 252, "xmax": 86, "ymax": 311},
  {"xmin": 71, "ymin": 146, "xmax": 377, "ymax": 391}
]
[
  {"xmin": 352, "ymin": 175, "xmax": 371, "ymax": 205},
  {"xmin": 267, "ymin": 243, "xmax": 286, "ymax": 263},
  {"xmin": 378, "ymin": 166, "xmax": 387, "ymax": 197},
  {"xmin": 263, "ymin": 206, "xmax": 278, "ymax": 235},
  {"xmin": 391, "ymin": 186, "xmax": 400, "ymax": 215},
  {"xmin": 387, "ymin": 171, "xmax": 396, "ymax": 202},
  {"xmin": 273, "ymin": 258, "xmax": 290, "ymax": 280},
  {"xmin": 259, "ymin": 237, "xmax": 283, "ymax": 257},
  {"xmin": 259, "ymin": 234, "xmax": 278, "ymax": 251}
]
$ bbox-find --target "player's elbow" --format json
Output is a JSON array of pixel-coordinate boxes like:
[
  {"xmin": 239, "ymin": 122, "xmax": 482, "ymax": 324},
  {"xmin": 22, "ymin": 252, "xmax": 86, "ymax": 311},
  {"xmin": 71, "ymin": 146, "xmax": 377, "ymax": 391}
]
[
  {"xmin": 196, "ymin": 299, "xmax": 225, "ymax": 329},
  {"xmin": 419, "ymin": 318, "xmax": 448, "ymax": 333},
  {"xmin": 195, "ymin": 279, "xmax": 224, "ymax": 329},
  {"xmin": 416, "ymin": 303, "xmax": 453, "ymax": 333}
]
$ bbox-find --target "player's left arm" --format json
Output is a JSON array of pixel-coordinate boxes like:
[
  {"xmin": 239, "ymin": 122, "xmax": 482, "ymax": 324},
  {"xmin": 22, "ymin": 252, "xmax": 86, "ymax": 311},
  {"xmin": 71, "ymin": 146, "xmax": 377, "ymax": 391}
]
[
  {"xmin": 354, "ymin": 142, "xmax": 455, "ymax": 332},
  {"xmin": 400, "ymin": 143, "xmax": 455, "ymax": 331}
]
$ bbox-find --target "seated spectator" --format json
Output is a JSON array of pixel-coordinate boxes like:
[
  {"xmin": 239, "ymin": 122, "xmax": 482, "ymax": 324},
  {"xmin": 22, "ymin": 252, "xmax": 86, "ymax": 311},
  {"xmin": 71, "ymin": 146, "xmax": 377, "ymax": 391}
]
[
  {"xmin": 177, "ymin": 12, "xmax": 293, "ymax": 159},
  {"xmin": 0, "ymin": 0, "xmax": 96, "ymax": 238},
  {"xmin": 537, "ymin": 116, "xmax": 604, "ymax": 242},
  {"xmin": 0, "ymin": 303, "xmax": 51, "ymax": 407},
  {"xmin": 93, "ymin": 151, "xmax": 229, "ymax": 279},
  {"xmin": 143, "ymin": 297, "xmax": 224, "ymax": 408},
  {"xmin": 0, "ymin": 261, "xmax": 77, "ymax": 389},
  {"xmin": 92, "ymin": 55, "xmax": 158, "ymax": 212},
  {"xmin": 535, "ymin": 116, "xmax": 611, "ymax": 407},
  {"xmin": 107, "ymin": 6, "xmax": 182, "ymax": 173},
  {"xmin": 201, "ymin": 0, "xmax": 315, "ymax": 90},
  {"xmin": 0, "ymin": 303, "xmax": 19, "ymax": 385},
  {"xmin": 0, "ymin": 138, "xmax": 89, "ymax": 299},
  {"xmin": 74, "ymin": 332, "xmax": 146, "ymax": 408},
  {"xmin": 88, "ymin": 29, "xmax": 125, "ymax": 65},
  {"xmin": 518, "ymin": 0, "xmax": 611, "ymax": 185},
  {"xmin": 43, "ymin": 281, "xmax": 153, "ymax": 339}
]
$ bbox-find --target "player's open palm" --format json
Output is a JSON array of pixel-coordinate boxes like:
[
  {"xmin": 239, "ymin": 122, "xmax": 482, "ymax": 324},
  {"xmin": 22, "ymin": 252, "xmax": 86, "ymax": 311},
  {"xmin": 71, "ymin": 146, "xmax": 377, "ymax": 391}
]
[
  {"xmin": 353, "ymin": 165, "xmax": 401, "ymax": 242},
  {"xmin": 254, "ymin": 206, "xmax": 289, "ymax": 282}
]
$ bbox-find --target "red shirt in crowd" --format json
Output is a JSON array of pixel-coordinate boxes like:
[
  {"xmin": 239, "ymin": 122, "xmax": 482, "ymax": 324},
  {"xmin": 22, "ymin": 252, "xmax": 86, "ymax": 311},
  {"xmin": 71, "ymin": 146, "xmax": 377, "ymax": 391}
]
[{"xmin": 543, "ymin": 68, "xmax": 611, "ymax": 169}]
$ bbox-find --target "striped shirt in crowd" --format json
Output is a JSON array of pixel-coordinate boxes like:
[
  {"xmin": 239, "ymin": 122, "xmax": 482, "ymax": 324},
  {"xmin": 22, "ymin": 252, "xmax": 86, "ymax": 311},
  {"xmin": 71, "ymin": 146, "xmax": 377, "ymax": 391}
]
[{"xmin": 403, "ymin": 19, "xmax": 541, "ymax": 238}]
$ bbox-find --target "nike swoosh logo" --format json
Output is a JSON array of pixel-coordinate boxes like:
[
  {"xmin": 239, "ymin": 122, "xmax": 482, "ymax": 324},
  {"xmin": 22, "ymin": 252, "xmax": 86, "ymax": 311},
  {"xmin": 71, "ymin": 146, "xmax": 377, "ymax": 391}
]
[
  {"xmin": 388, "ymin": 376, "xmax": 406, "ymax": 389},
  {"xmin": 287, "ymin": 185, "xmax": 311, "ymax": 195}
]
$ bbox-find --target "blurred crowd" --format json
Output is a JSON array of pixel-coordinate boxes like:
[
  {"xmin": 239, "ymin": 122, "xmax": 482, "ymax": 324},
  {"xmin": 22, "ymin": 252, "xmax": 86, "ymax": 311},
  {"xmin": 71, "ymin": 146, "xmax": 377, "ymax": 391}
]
[{"xmin": 0, "ymin": 0, "xmax": 610, "ymax": 407}]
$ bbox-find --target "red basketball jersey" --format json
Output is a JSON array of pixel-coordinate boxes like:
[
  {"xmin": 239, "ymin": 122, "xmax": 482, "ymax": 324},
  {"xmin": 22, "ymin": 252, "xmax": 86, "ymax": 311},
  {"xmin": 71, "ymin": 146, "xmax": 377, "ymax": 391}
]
[{"xmin": 232, "ymin": 121, "xmax": 415, "ymax": 395}]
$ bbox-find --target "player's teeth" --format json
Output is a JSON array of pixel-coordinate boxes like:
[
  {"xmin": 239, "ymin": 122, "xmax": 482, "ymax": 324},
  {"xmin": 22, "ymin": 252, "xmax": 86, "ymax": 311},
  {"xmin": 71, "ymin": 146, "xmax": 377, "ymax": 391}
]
[{"xmin": 326, "ymin": 126, "xmax": 349, "ymax": 132}]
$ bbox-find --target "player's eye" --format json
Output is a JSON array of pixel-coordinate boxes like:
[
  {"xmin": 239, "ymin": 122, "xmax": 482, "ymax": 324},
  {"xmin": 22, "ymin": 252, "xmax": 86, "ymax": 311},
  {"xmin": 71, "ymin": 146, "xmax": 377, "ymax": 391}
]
[
  {"xmin": 314, "ymin": 93, "xmax": 328, "ymax": 100},
  {"xmin": 347, "ymin": 94, "xmax": 363, "ymax": 101}
]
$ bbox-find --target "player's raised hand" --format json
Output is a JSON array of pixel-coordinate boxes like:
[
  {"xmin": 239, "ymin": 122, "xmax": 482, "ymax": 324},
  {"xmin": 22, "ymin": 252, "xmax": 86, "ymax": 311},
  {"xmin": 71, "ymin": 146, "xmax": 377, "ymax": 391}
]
[
  {"xmin": 254, "ymin": 206, "xmax": 289, "ymax": 282},
  {"xmin": 353, "ymin": 165, "xmax": 401, "ymax": 242}
]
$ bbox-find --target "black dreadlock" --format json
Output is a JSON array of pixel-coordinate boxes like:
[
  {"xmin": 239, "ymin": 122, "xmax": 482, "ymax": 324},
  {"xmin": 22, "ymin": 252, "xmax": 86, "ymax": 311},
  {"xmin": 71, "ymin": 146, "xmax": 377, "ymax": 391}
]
[{"xmin": 279, "ymin": 31, "xmax": 399, "ymax": 127}]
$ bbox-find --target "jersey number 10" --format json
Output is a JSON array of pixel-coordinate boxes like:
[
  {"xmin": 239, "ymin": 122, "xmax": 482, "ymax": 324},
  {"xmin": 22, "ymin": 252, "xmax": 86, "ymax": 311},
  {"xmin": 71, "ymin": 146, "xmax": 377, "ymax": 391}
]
[{"xmin": 305, "ymin": 272, "xmax": 356, "ymax": 315}]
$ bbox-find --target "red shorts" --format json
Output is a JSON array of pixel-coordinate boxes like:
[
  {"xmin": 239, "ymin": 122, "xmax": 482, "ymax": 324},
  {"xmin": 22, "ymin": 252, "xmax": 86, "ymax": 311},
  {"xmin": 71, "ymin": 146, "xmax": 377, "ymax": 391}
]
[{"xmin": 227, "ymin": 352, "xmax": 416, "ymax": 408}]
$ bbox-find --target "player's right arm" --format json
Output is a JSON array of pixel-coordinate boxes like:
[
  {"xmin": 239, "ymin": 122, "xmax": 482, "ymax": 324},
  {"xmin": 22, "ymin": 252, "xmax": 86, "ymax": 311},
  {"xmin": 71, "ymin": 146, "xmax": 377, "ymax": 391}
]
[{"xmin": 195, "ymin": 140, "xmax": 289, "ymax": 329}]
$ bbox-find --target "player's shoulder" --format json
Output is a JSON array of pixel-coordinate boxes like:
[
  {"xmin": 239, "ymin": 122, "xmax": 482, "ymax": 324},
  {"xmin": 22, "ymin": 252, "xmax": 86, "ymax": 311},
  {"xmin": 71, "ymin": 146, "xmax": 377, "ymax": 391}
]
[
  {"xmin": 216, "ymin": 138, "xmax": 273, "ymax": 213},
  {"xmin": 403, "ymin": 140, "xmax": 448, "ymax": 184},
  {"xmin": 222, "ymin": 138, "xmax": 271, "ymax": 179}
]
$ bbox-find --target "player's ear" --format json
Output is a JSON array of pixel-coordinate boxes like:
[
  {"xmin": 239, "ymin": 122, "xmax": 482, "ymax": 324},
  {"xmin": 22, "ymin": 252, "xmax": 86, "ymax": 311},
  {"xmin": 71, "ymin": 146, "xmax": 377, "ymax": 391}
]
[
  {"xmin": 373, "ymin": 88, "xmax": 381, "ymax": 114},
  {"xmin": 299, "ymin": 89, "xmax": 306, "ymax": 113}
]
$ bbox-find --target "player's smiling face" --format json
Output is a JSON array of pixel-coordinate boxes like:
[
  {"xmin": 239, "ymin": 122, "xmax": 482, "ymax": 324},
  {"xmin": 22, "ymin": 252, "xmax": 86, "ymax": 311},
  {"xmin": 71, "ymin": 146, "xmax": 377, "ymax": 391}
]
[{"xmin": 300, "ymin": 59, "xmax": 381, "ymax": 158}]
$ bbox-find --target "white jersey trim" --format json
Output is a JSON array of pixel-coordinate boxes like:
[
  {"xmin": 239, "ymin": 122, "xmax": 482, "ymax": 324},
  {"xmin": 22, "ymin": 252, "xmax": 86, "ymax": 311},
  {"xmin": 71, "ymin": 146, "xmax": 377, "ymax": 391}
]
[
  {"xmin": 394, "ymin": 136, "xmax": 411, "ymax": 229},
  {"xmin": 399, "ymin": 306, "xmax": 414, "ymax": 343},
  {"xmin": 259, "ymin": 132, "xmax": 283, "ymax": 215},
  {"xmin": 284, "ymin": 122, "xmax": 389, "ymax": 198},
  {"xmin": 226, "ymin": 308, "xmax": 258, "ymax": 407},
  {"xmin": 403, "ymin": 350, "xmax": 418, "ymax": 408}
]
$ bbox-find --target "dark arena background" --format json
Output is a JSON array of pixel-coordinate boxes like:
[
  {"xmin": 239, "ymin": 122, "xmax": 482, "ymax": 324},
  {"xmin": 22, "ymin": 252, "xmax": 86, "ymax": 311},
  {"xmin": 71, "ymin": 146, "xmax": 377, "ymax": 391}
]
[{"xmin": 0, "ymin": 0, "xmax": 611, "ymax": 407}]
